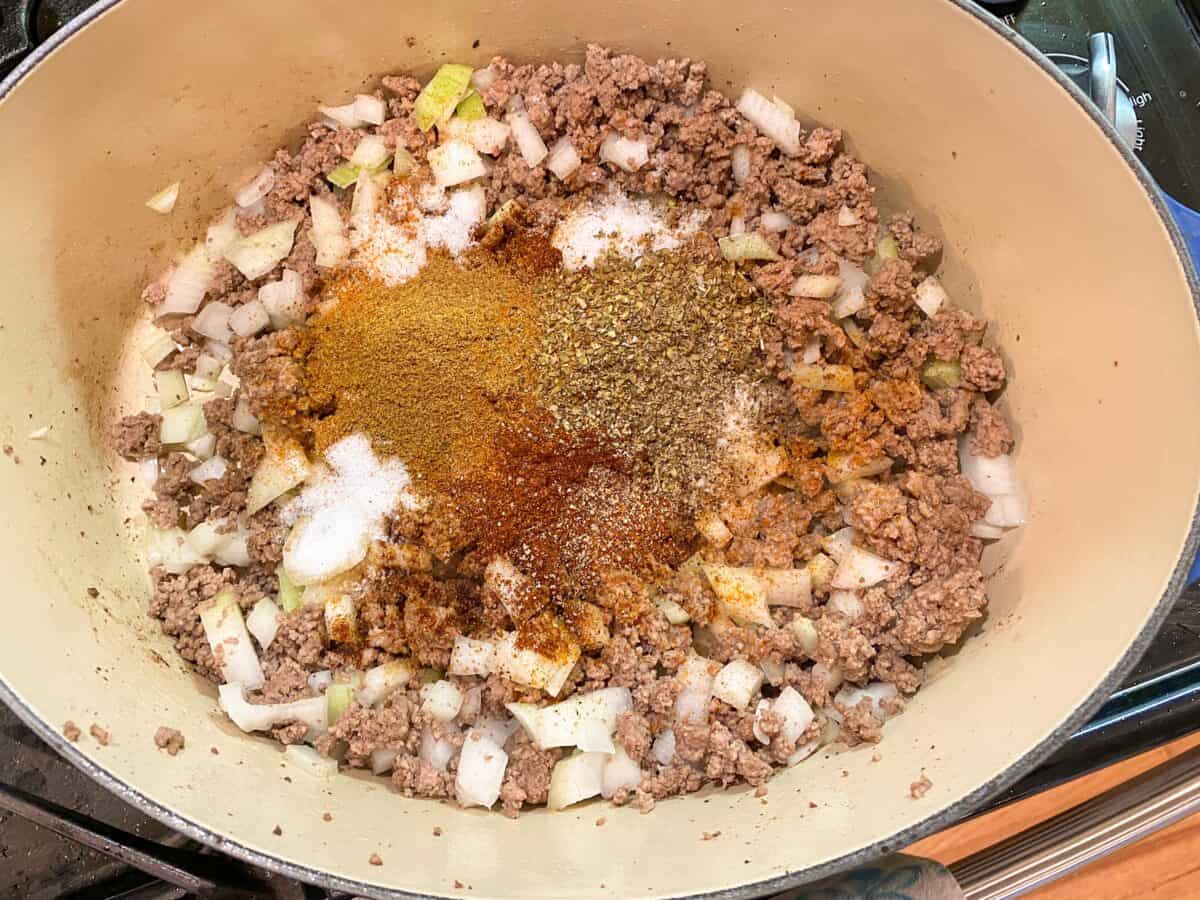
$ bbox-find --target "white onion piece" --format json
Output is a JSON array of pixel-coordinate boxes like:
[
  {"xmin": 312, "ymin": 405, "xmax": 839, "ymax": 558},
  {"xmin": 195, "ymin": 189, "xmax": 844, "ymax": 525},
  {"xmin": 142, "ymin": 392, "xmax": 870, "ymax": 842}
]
[
  {"xmin": 547, "ymin": 752, "xmax": 606, "ymax": 810},
  {"xmin": 728, "ymin": 216, "xmax": 747, "ymax": 237},
  {"xmin": 545, "ymin": 137, "xmax": 581, "ymax": 180},
  {"xmin": 159, "ymin": 245, "xmax": 214, "ymax": 316},
  {"xmin": 915, "ymin": 276, "xmax": 949, "ymax": 317},
  {"xmin": 828, "ymin": 590, "xmax": 864, "ymax": 620},
  {"xmin": 835, "ymin": 682, "xmax": 899, "ymax": 720},
  {"xmin": 456, "ymin": 730, "xmax": 509, "ymax": 808},
  {"xmin": 371, "ymin": 748, "xmax": 399, "ymax": 775},
  {"xmin": 309, "ymin": 194, "xmax": 349, "ymax": 268},
  {"xmin": 145, "ymin": 527, "xmax": 206, "ymax": 574},
  {"xmin": 651, "ymin": 729, "xmax": 676, "ymax": 766},
  {"xmin": 449, "ymin": 636, "xmax": 496, "ymax": 677},
  {"xmin": 192, "ymin": 302, "xmax": 234, "ymax": 343},
  {"xmin": 831, "ymin": 258, "xmax": 869, "ymax": 318},
  {"xmin": 761, "ymin": 210, "xmax": 794, "ymax": 233},
  {"xmin": 284, "ymin": 744, "xmax": 338, "ymax": 778},
  {"xmin": 761, "ymin": 568, "xmax": 813, "ymax": 608},
  {"xmin": 702, "ymin": 564, "xmax": 773, "ymax": 627},
  {"xmin": 308, "ymin": 670, "xmax": 333, "ymax": 693},
  {"xmin": 971, "ymin": 521, "xmax": 1008, "ymax": 539},
  {"xmin": 145, "ymin": 181, "xmax": 180, "ymax": 214},
  {"xmin": 753, "ymin": 686, "xmax": 815, "ymax": 746},
  {"xmin": 214, "ymin": 531, "xmax": 251, "ymax": 567},
  {"xmin": 837, "ymin": 205, "xmax": 862, "ymax": 227},
  {"xmin": 318, "ymin": 101, "xmax": 363, "ymax": 129},
  {"xmin": 712, "ymin": 659, "xmax": 765, "ymax": 710},
  {"xmin": 599, "ymin": 133, "xmax": 648, "ymax": 173},
  {"xmin": 357, "ymin": 660, "xmax": 413, "ymax": 707},
  {"xmin": 350, "ymin": 134, "xmax": 390, "ymax": 169},
  {"xmin": 832, "ymin": 546, "xmax": 897, "ymax": 590},
  {"xmin": 428, "ymin": 139, "xmax": 488, "ymax": 187},
  {"xmin": 204, "ymin": 339, "xmax": 233, "ymax": 364},
  {"xmin": 420, "ymin": 680, "xmax": 464, "ymax": 722},
  {"xmin": 229, "ymin": 300, "xmax": 270, "ymax": 337},
  {"xmin": 600, "ymin": 746, "xmax": 643, "ymax": 799},
  {"xmin": 232, "ymin": 397, "xmax": 261, "ymax": 435},
  {"xmin": 507, "ymin": 112, "xmax": 548, "ymax": 167},
  {"xmin": 821, "ymin": 526, "xmax": 857, "ymax": 562},
  {"xmin": 218, "ymin": 683, "xmax": 328, "ymax": 734},
  {"xmin": 473, "ymin": 717, "xmax": 518, "ymax": 750},
  {"xmin": 354, "ymin": 94, "xmax": 386, "ymax": 125},
  {"xmin": 155, "ymin": 369, "xmax": 188, "ymax": 411},
  {"xmin": 792, "ymin": 274, "xmax": 842, "ymax": 299},
  {"xmin": 140, "ymin": 329, "xmax": 178, "ymax": 367},
  {"xmin": 223, "ymin": 220, "xmax": 298, "ymax": 281},
  {"xmin": 190, "ymin": 353, "xmax": 224, "ymax": 390},
  {"xmin": 731, "ymin": 144, "xmax": 751, "ymax": 184},
  {"xmin": 735, "ymin": 88, "xmax": 800, "ymax": 156},
  {"xmin": 466, "ymin": 118, "xmax": 511, "ymax": 156},
  {"xmin": 189, "ymin": 455, "xmax": 227, "ymax": 484},
  {"xmin": 159, "ymin": 405, "xmax": 207, "ymax": 445},
  {"xmin": 258, "ymin": 269, "xmax": 306, "ymax": 329},
  {"xmin": 505, "ymin": 687, "xmax": 632, "ymax": 752},
  {"xmin": 984, "ymin": 492, "xmax": 1028, "ymax": 528},
  {"xmin": 246, "ymin": 597, "xmax": 281, "ymax": 649},
  {"xmin": 493, "ymin": 631, "xmax": 580, "ymax": 698},
  {"xmin": 656, "ymin": 597, "xmax": 691, "ymax": 625},
  {"xmin": 802, "ymin": 336, "xmax": 822, "ymax": 364},
  {"xmin": 470, "ymin": 66, "xmax": 497, "ymax": 92},
  {"xmin": 813, "ymin": 662, "xmax": 844, "ymax": 693},
  {"xmin": 186, "ymin": 521, "xmax": 230, "ymax": 556},
  {"xmin": 420, "ymin": 729, "xmax": 456, "ymax": 772},
  {"xmin": 235, "ymin": 167, "xmax": 275, "ymax": 208},
  {"xmin": 959, "ymin": 440, "xmax": 1020, "ymax": 497},
  {"xmin": 674, "ymin": 655, "xmax": 717, "ymax": 723},
  {"xmin": 199, "ymin": 591, "xmax": 264, "ymax": 689},
  {"xmin": 246, "ymin": 432, "xmax": 309, "ymax": 515},
  {"xmin": 791, "ymin": 616, "xmax": 819, "ymax": 656},
  {"xmin": 760, "ymin": 658, "xmax": 785, "ymax": 686}
]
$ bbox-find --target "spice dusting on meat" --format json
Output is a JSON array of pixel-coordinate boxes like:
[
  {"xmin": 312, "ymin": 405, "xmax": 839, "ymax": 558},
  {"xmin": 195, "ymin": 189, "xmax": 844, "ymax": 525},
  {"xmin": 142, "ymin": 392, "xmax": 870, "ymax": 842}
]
[{"xmin": 115, "ymin": 45, "xmax": 1025, "ymax": 815}]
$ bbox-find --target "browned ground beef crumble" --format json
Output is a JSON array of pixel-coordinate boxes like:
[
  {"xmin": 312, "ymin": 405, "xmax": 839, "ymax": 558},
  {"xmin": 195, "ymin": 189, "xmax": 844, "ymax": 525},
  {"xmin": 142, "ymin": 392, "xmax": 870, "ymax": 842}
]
[{"xmin": 114, "ymin": 45, "xmax": 1015, "ymax": 814}]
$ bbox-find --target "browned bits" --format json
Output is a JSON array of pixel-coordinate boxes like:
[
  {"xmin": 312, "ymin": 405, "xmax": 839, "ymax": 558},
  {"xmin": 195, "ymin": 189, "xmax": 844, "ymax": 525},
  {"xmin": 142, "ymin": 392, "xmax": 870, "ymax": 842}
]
[
  {"xmin": 89, "ymin": 723, "xmax": 110, "ymax": 746},
  {"xmin": 369, "ymin": 853, "xmax": 383, "ymax": 866},
  {"xmin": 153, "ymin": 726, "xmax": 185, "ymax": 756},
  {"xmin": 62, "ymin": 721, "xmax": 81, "ymax": 742}
]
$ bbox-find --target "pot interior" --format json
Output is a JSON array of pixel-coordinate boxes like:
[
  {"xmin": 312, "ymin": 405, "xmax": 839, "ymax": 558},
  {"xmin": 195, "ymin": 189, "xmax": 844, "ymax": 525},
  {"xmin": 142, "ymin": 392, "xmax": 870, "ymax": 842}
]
[{"xmin": 0, "ymin": 0, "xmax": 1197, "ymax": 897}]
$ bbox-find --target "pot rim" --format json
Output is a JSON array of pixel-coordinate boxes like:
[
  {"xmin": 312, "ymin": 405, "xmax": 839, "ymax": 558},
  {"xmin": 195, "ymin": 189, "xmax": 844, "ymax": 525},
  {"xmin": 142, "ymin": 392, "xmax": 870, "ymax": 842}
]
[{"xmin": 3, "ymin": 2, "xmax": 1199, "ymax": 897}]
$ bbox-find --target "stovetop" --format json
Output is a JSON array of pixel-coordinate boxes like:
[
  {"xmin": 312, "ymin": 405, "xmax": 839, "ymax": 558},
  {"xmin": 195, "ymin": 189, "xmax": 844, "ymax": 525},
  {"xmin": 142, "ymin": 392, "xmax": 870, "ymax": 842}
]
[{"xmin": 1, "ymin": 1, "xmax": 1199, "ymax": 897}]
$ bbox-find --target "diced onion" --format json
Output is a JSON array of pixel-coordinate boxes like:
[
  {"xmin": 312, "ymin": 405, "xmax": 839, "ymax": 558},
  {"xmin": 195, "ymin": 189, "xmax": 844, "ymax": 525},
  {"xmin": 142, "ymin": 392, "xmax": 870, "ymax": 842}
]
[
  {"xmin": 828, "ymin": 590, "xmax": 864, "ymax": 620},
  {"xmin": 959, "ymin": 439, "xmax": 1020, "ymax": 497},
  {"xmin": 232, "ymin": 397, "xmax": 260, "ymax": 435},
  {"xmin": 235, "ymin": 167, "xmax": 275, "ymax": 208},
  {"xmin": 728, "ymin": 216, "xmax": 747, "ymax": 237},
  {"xmin": 246, "ymin": 597, "xmax": 281, "ymax": 649},
  {"xmin": 350, "ymin": 134, "xmax": 391, "ymax": 169},
  {"xmin": 159, "ymin": 245, "xmax": 214, "ymax": 316},
  {"xmin": 837, "ymin": 205, "xmax": 862, "ymax": 227},
  {"xmin": 753, "ymin": 686, "xmax": 815, "ymax": 746},
  {"xmin": 651, "ymin": 729, "xmax": 676, "ymax": 766},
  {"xmin": 186, "ymin": 520, "xmax": 231, "ymax": 556},
  {"xmin": 674, "ymin": 655, "xmax": 717, "ymax": 723},
  {"xmin": 915, "ymin": 276, "xmax": 948, "ymax": 317},
  {"xmin": 791, "ymin": 616, "xmax": 819, "ymax": 656},
  {"xmin": 831, "ymin": 258, "xmax": 869, "ymax": 318},
  {"xmin": 454, "ymin": 90, "xmax": 486, "ymax": 121},
  {"xmin": 600, "ymin": 746, "xmax": 642, "ymax": 799},
  {"xmin": 319, "ymin": 101, "xmax": 365, "ymax": 129},
  {"xmin": 189, "ymin": 455, "xmax": 227, "ymax": 484},
  {"xmin": 140, "ymin": 330, "xmax": 178, "ymax": 367},
  {"xmin": 735, "ymin": 88, "xmax": 801, "ymax": 156},
  {"xmin": 145, "ymin": 181, "xmax": 180, "ymax": 214},
  {"xmin": 718, "ymin": 233, "xmax": 779, "ymax": 262},
  {"xmin": 223, "ymin": 220, "xmax": 298, "ymax": 281},
  {"xmin": 598, "ymin": 133, "xmax": 648, "ymax": 173},
  {"xmin": 214, "ymin": 530, "xmax": 251, "ymax": 567},
  {"xmin": 229, "ymin": 300, "xmax": 270, "ymax": 337},
  {"xmin": 792, "ymin": 274, "xmax": 842, "ymax": 299},
  {"xmin": 259, "ymin": 269, "xmax": 306, "ymax": 329},
  {"xmin": 414, "ymin": 64, "xmax": 473, "ymax": 131},
  {"xmin": 189, "ymin": 353, "xmax": 223, "ymax": 391},
  {"xmin": 199, "ymin": 590, "xmax": 264, "ymax": 689},
  {"xmin": 470, "ymin": 66, "xmax": 497, "ymax": 92},
  {"xmin": 547, "ymin": 751, "xmax": 606, "ymax": 810},
  {"xmin": 801, "ymin": 336, "xmax": 821, "ymax": 364},
  {"xmin": 466, "ymin": 118, "xmax": 511, "ymax": 156},
  {"xmin": 449, "ymin": 636, "xmax": 496, "ymax": 677},
  {"xmin": 310, "ymin": 194, "xmax": 349, "ymax": 268},
  {"xmin": 731, "ymin": 144, "xmax": 751, "ymax": 184},
  {"xmin": 832, "ymin": 545, "xmax": 897, "ymax": 589},
  {"xmin": 155, "ymin": 369, "xmax": 189, "ymax": 411},
  {"xmin": 761, "ymin": 568, "xmax": 813, "ymax": 608},
  {"xmin": 218, "ymin": 682, "xmax": 328, "ymax": 734},
  {"xmin": 834, "ymin": 682, "xmax": 899, "ymax": 721},
  {"xmin": 145, "ymin": 527, "xmax": 206, "ymax": 574},
  {"xmin": 420, "ymin": 729, "xmax": 456, "ymax": 772},
  {"xmin": 204, "ymin": 209, "xmax": 240, "ymax": 262},
  {"xmin": 192, "ymin": 301, "xmax": 234, "ymax": 343},
  {"xmin": 357, "ymin": 660, "xmax": 414, "ymax": 707},
  {"xmin": 822, "ymin": 527, "xmax": 857, "ymax": 562},
  {"xmin": 160, "ymin": 405, "xmax": 207, "ymax": 444},
  {"xmin": 701, "ymin": 565, "xmax": 774, "ymax": 628},
  {"xmin": 245, "ymin": 430, "xmax": 309, "ymax": 518},
  {"xmin": 508, "ymin": 112, "xmax": 549, "ymax": 167},
  {"xmin": 505, "ymin": 687, "xmax": 632, "ymax": 753},
  {"xmin": 984, "ymin": 492, "xmax": 1027, "ymax": 528},
  {"xmin": 493, "ymin": 630, "xmax": 580, "ymax": 698},
  {"xmin": 761, "ymin": 210, "xmax": 794, "ymax": 233},
  {"xmin": 655, "ymin": 597, "xmax": 691, "ymax": 625},
  {"xmin": 308, "ymin": 670, "xmax": 333, "ymax": 692},
  {"xmin": 545, "ymin": 137, "xmax": 581, "ymax": 180},
  {"xmin": 420, "ymin": 680, "xmax": 464, "ymax": 722},
  {"xmin": 712, "ymin": 659, "xmax": 765, "ymax": 710},
  {"xmin": 354, "ymin": 94, "xmax": 386, "ymax": 126},
  {"xmin": 456, "ymin": 729, "xmax": 508, "ymax": 808},
  {"xmin": 971, "ymin": 521, "xmax": 1008, "ymax": 539},
  {"xmin": 428, "ymin": 139, "xmax": 488, "ymax": 187},
  {"xmin": 324, "ymin": 593, "xmax": 357, "ymax": 642},
  {"xmin": 284, "ymin": 744, "xmax": 338, "ymax": 778}
]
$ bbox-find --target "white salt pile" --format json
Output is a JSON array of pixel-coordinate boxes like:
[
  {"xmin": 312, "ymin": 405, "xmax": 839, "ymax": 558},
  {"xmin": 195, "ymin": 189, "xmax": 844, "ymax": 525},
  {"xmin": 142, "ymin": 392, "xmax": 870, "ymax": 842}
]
[{"xmin": 551, "ymin": 189, "xmax": 706, "ymax": 270}]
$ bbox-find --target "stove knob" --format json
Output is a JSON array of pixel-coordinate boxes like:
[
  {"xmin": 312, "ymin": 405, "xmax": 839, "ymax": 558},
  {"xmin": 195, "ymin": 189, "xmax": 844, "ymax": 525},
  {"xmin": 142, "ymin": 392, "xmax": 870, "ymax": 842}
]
[{"xmin": 1085, "ymin": 32, "xmax": 1139, "ymax": 148}]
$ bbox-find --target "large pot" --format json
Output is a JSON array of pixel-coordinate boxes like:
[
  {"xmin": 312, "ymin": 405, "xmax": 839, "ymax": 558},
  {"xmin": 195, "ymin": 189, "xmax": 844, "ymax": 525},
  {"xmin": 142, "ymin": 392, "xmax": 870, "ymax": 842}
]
[{"xmin": 1, "ymin": 0, "xmax": 1198, "ymax": 896}]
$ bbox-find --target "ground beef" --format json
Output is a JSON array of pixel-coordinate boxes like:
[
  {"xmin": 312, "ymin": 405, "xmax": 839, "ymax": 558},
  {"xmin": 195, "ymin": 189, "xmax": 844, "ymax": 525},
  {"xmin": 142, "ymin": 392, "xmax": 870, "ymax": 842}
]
[
  {"xmin": 499, "ymin": 741, "xmax": 560, "ymax": 816},
  {"xmin": 614, "ymin": 711, "xmax": 652, "ymax": 762},
  {"xmin": 887, "ymin": 213, "xmax": 942, "ymax": 269},
  {"xmin": 327, "ymin": 699, "xmax": 413, "ymax": 767},
  {"xmin": 62, "ymin": 721, "xmax": 81, "ymax": 742},
  {"xmin": 969, "ymin": 398, "xmax": 1015, "ymax": 457},
  {"xmin": 229, "ymin": 330, "xmax": 311, "ymax": 432},
  {"xmin": 960, "ymin": 344, "xmax": 1007, "ymax": 391},
  {"xmin": 111, "ymin": 412, "xmax": 161, "ymax": 460},
  {"xmin": 910, "ymin": 772, "xmax": 933, "ymax": 799},
  {"xmin": 89, "ymin": 724, "xmax": 111, "ymax": 746},
  {"xmin": 891, "ymin": 568, "xmax": 987, "ymax": 654},
  {"xmin": 153, "ymin": 726, "xmax": 186, "ymax": 756}
]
